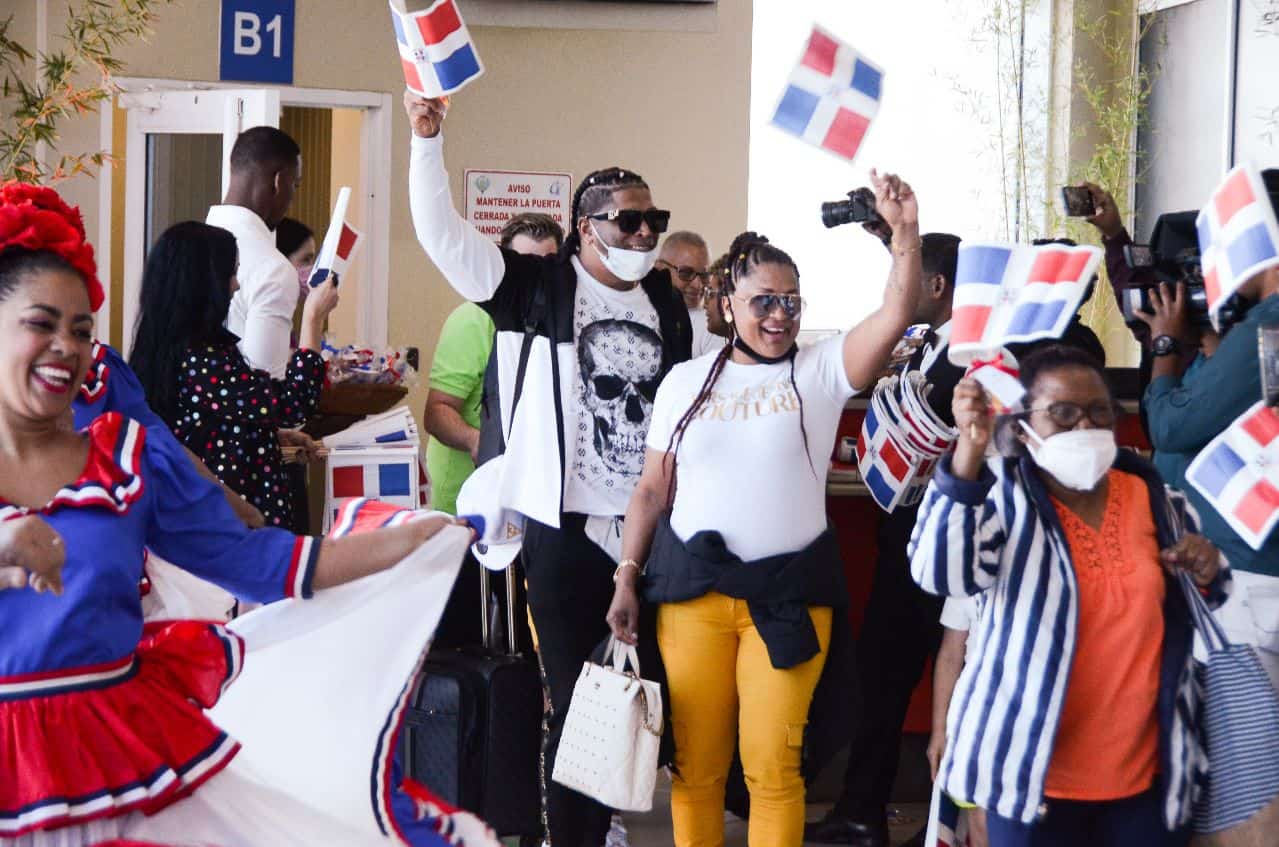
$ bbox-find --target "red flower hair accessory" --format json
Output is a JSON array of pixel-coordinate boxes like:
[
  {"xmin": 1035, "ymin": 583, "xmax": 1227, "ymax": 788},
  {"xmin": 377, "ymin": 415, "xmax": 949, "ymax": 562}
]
[{"xmin": 0, "ymin": 182, "xmax": 103, "ymax": 311}]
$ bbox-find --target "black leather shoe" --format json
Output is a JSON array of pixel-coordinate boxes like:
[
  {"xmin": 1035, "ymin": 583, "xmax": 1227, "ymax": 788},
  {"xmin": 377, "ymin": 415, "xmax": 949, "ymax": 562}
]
[{"xmin": 802, "ymin": 812, "xmax": 889, "ymax": 846}]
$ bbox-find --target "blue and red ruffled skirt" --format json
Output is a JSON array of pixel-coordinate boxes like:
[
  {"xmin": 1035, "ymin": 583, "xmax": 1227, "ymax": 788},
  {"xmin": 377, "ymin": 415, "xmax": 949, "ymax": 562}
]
[{"xmin": 0, "ymin": 621, "xmax": 244, "ymax": 838}]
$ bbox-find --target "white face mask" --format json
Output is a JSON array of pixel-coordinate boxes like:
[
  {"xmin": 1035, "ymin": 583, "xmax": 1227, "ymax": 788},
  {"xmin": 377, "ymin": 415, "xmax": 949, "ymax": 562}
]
[
  {"xmin": 589, "ymin": 222, "xmax": 659, "ymax": 282},
  {"xmin": 1020, "ymin": 422, "xmax": 1117, "ymax": 491}
]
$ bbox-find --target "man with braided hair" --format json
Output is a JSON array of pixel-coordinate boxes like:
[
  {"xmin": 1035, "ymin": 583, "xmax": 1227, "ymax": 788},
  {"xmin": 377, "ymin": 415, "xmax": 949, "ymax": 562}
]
[{"xmin": 406, "ymin": 93, "xmax": 691, "ymax": 846}]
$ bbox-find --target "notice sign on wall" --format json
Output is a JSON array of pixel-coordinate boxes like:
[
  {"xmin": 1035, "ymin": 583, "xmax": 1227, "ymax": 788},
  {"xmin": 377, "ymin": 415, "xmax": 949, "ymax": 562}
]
[{"xmin": 464, "ymin": 169, "xmax": 573, "ymax": 242}]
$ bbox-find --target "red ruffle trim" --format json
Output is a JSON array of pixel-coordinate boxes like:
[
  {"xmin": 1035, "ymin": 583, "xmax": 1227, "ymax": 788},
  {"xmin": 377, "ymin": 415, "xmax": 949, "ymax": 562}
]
[{"xmin": 0, "ymin": 621, "xmax": 245, "ymax": 838}]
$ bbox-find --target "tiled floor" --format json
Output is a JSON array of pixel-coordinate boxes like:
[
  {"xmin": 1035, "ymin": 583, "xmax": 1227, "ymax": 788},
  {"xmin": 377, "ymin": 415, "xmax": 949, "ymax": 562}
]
[{"xmin": 624, "ymin": 773, "xmax": 928, "ymax": 846}]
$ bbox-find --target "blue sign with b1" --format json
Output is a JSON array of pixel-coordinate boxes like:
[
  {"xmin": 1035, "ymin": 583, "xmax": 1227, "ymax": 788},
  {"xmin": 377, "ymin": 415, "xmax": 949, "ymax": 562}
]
[{"xmin": 219, "ymin": 0, "xmax": 295, "ymax": 84}]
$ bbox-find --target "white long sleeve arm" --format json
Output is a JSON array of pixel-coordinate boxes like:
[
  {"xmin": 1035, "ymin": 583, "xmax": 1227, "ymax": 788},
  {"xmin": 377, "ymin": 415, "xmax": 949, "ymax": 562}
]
[{"xmin": 408, "ymin": 133, "xmax": 506, "ymax": 302}]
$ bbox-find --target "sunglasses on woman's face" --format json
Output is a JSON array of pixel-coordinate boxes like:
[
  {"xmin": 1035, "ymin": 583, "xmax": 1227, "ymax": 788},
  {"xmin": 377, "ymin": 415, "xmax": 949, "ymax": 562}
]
[
  {"xmin": 656, "ymin": 261, "xmax": 712, "ymax": 284},
  {"xmin": 585, "ymin": 208, "xmax": 672, "ymax": 235},
  {"xmin": 731, "ymin": 293, "xmax": 805, "ymax": 319}
]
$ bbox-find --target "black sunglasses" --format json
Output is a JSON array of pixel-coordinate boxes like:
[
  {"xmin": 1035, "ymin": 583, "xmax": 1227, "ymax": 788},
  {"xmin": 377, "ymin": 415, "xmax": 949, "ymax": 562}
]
[
  {"xmin": 731, "ymin": 293, "xmax": 805, "ymax": 319},
  {"xmin": 657, "ymin": 261, "xmax": 713, "ymax": 284},
  {"xmin": 592, "ymin": 374, "xmax": 661, "ymax": 403},
  {"xmin": 585, "ymin": 208, "xmax": 671, "ymax": 235},
  {"xmin": 1016, "ymin": 401, "xmax": 1117, "ymax": 429}
]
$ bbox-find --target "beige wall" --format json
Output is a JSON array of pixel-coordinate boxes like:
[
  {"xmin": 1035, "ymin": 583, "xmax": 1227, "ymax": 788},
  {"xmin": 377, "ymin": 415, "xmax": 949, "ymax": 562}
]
[{"xmin": 25, "ymin": 0, "xmax": 753, "ymax": 419}]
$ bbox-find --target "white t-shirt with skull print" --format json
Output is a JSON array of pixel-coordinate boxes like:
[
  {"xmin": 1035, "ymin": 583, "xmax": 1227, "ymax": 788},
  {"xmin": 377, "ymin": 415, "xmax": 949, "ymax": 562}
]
[{"xmin": 563, "ymin": 256, "xmax": 663, "ymax": 517}]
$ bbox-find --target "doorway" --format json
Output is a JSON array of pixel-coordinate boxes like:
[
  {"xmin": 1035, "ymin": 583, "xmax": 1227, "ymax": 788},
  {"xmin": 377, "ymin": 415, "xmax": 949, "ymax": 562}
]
[{"xmin": 104, "ymin": 80, "xmax": 391, "ymax": 356}]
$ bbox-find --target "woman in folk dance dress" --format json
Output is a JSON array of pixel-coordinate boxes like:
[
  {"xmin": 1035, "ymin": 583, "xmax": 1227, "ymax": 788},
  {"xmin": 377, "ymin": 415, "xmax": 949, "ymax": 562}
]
[{"xmin": 0, "ymin": 183, "xmax": 497, "ymax": 847}]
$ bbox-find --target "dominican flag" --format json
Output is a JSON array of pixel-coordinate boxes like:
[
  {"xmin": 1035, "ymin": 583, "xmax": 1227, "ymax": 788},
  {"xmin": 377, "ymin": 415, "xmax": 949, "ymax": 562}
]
[
  {"xmin": 326, "ymin": 452, "xmax": 420, "ymax": 527},
  {"xmin": 856, "ymin": 373, "xmax": 956, "ymax": 513},
  {"xmin": 770, "ymin": 25, "xmax": 884, "ymax": 162},
  {"xmin": 1187, "ymin": 401, "xmax": 1279, "ymax": 550},
  {"xmin": 331, "ymin": 461, "xmax": 414, "ymax": 500},
  {"xmin": 309, "ymin": 187, "xmax": 364, "ymax": 288},
  {"xmin": 948, "ymin": 241, "xmax": 1102, "ymax": 365},
  {"xmin": 856, "ymin": 398, "xmax": 911, "ymax": 511},
  {"xmin": 1196, "ymin": 164, "xmax": 1279, "ymax": 323},
  {"xmin": 389, "ymin": 0, "xmax": 484, "ymax": 98}
]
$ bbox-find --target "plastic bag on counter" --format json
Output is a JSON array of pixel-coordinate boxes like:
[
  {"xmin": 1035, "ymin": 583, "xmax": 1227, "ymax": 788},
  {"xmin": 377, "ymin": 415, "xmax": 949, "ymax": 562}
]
[{"xmin": 321, "ymin": 341, "xmax": 418, "ymax": 387}]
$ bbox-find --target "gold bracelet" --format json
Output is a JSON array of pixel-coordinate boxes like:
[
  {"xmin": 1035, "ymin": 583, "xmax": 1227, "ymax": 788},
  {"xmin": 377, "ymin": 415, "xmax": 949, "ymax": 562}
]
[
  {"xmin": 892, "ymin": 240, "xmax": 922, "ymax": 256},
  {"xmin": 613, "ymin": 559, "xmax": 643, "ymax": 583}
]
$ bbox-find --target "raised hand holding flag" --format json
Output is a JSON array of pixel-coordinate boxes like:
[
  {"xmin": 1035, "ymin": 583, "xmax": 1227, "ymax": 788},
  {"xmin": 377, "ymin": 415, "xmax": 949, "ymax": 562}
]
[
  {"xmin": 389, "ymin": 0, "xmax": 484, "ymax": 98},
  {"xmin": 965, "ymin": 350, "xmax": 1025, "ymax": 414}
]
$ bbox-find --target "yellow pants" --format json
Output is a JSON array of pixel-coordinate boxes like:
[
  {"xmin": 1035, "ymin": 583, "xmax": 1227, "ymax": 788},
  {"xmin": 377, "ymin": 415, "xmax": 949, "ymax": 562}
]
[{"xmin": 657, "ymin": 592, "xmax": 832, "ymax": 847}]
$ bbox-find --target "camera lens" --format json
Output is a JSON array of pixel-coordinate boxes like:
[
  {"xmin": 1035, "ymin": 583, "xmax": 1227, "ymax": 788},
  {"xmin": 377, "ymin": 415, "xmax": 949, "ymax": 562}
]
[{"xmin": 821, "ymin": 200, "xmax": 855, "ymax": 229}]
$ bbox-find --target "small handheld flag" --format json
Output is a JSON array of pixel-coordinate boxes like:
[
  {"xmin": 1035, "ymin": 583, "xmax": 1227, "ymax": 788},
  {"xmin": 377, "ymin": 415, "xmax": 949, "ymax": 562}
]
[
  {"xmin": 770, "ymin": 25, "xmax": 884, "ymax": 163},
  {"xmin": 309, "ymin": 186, "xmax": 364, "ymax": 288},
  {"xmin": 1187, "ymin": 401, "xmax": 1279, "ymax": 550},
  {"xmin": 389, "ymin": 0, "xmax": 484, "ymax": 99},
  {"xmin": 948, "ymin": 241, "xmax": 1102, "ymax": 365},
  {"xmin": 1196, "ymin": 164, "xmax": 1279, "ymax": 325}
]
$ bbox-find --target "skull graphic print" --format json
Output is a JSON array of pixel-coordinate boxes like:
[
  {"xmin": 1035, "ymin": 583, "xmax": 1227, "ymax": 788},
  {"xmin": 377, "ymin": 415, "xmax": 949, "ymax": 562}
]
[{"xmin": 577, "ymin": 320, "xmax": 664, "ymax": 476}]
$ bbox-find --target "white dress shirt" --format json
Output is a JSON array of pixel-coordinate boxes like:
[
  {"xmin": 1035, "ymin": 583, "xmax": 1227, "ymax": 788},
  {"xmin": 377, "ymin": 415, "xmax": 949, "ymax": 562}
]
[{"xmin": 206, "ymin": 204, "xmax": 299, "ymax": 378}]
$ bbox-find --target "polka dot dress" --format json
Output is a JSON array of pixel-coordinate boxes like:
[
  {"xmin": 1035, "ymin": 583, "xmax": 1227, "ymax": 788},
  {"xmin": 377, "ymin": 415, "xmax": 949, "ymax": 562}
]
[{"xmin": 171, "ymin": 340, "xmax": 325, "ymax": 528}]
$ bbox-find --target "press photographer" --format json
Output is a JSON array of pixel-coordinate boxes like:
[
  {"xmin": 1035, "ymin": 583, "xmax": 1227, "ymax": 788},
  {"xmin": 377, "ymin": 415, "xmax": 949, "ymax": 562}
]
[
  {"xmin": 1135, "ymin": 168, "xmax": 1279, "ymax": 690},
  {"xmin": 808, "ymin": 194, "xmax": 967, "ymax": 845}
]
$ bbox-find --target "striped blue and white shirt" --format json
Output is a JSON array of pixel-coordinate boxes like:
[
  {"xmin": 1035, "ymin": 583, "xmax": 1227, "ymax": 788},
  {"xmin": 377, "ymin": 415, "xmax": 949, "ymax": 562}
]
[{"xmin": 909, "ymin": 449, "xmax": 1230, "ymax": 828}]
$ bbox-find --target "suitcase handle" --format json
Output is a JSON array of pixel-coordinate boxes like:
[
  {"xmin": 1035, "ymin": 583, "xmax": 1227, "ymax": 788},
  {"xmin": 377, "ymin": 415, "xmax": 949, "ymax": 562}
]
[{"xmin": 479, "ymin": 564, "xmax": 519, "ymax": 656}]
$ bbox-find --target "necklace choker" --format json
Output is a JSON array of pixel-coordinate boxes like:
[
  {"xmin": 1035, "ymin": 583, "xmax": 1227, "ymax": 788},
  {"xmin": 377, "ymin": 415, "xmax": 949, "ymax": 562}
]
[{"xmin": 733, "ymin": 336, "xmax": 798, "ymax": 365}]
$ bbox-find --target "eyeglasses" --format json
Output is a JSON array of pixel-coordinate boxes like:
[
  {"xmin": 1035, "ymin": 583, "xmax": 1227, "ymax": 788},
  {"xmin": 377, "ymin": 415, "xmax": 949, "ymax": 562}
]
[
  {"xmin": 731, "ymin": 293, "xmax": 805, "ymax": 319},
  {"xmin": 656, "ymin": 260, "xmax": 713, "ymax": 285},
  {"xmin": 1021, "ymin": 401, "xmax": 1117, "ymax": 429},
  {"xmin": 585, "ymin": 208, "xmax": 671, "ymax": 235}
]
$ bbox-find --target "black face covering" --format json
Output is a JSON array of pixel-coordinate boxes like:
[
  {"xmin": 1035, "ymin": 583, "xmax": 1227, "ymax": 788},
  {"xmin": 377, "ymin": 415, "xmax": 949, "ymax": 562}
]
[{"xmin": 733, "ymin": 335, "xmax": 798, "ymax": 364}]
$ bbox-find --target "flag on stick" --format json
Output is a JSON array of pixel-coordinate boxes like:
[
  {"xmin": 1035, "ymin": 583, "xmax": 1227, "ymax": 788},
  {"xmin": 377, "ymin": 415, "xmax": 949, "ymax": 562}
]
[
  {"xmin": 309, "ymin": 186, "xmax": 364, "ymax": 288},
  {"xmin": 389, "ymin": 0, "xmax": 484, "ymax": 98},
  {"xmin": 949, "ymin": 242, "xmax": 1101, "ymax": 365}
]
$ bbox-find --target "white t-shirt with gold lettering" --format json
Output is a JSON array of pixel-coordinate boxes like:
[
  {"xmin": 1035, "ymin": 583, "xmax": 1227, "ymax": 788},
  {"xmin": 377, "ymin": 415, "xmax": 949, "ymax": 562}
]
[{"xmin": 646, "ymin": 334, "xmax": 855, "ymax": 561}]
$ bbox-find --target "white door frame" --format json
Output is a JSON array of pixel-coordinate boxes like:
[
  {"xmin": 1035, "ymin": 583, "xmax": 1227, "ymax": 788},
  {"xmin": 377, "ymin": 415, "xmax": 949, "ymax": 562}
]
[
  {"xmin": 119, "ymin": 87, "xmax": 280, "ymax": 352},
  {"xmin": 101, "ymin": 78, "xmax": 393, "ymax": 352}
]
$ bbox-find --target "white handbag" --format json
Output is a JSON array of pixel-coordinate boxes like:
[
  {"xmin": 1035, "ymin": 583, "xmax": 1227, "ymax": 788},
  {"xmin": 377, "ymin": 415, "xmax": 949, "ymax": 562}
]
[{"xmin": 551, "ymin": 637, "xmax": 664, "ymax": 812}]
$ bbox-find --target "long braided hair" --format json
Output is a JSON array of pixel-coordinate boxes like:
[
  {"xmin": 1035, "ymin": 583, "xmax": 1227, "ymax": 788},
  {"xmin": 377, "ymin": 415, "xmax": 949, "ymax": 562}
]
[
  {"xmin": 560, "ymin": 166, "xmax": 650, "ymax": 259},
  {"xmin": 662, "ymin": 232, "xmax": 814, "ymax": 503}
]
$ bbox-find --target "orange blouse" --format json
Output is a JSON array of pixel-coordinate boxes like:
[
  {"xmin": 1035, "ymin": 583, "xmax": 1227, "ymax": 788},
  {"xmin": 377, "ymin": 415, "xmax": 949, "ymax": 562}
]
[{"xmin": 1044, "ymin": 469, "xmax": 1165, "ymax": 801}]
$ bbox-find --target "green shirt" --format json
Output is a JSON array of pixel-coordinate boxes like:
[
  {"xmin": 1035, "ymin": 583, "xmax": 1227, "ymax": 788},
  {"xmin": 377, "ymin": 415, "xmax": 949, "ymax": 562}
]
[{"xmin": 425, "ymin": 303, "xmax": 495, "ymax": 514}]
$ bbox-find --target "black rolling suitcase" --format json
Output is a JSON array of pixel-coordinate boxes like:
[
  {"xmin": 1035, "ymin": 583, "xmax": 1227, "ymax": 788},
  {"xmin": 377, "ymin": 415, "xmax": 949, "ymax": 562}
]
[{"xmin": 399, "ymin": 563, "xmax": 543, "ymax": 837}]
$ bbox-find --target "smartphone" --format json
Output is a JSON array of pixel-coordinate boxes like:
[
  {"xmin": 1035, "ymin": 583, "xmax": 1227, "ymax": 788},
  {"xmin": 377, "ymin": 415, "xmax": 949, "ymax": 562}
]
[
  {"xmin": 1260, "ymin": 327, "xmax": 1279, "ymax": 407},
  {"xmin": 1061, "ymin": 185, "xmax": 1095, "ymax": 217},
  {"xmin": 1123, "ymin": 243, "xmax": 1155, "ymax": 269}
]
